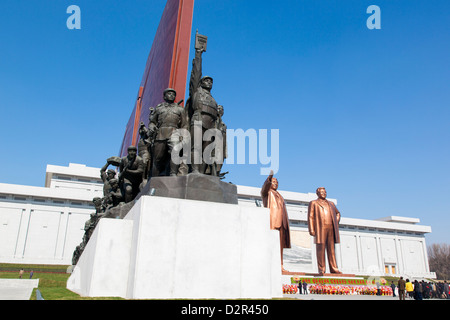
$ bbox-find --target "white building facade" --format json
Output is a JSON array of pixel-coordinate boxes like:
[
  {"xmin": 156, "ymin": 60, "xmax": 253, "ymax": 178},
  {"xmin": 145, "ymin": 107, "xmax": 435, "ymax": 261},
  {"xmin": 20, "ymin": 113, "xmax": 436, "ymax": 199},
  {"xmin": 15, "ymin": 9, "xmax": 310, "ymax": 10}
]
[{"xmin": 0, "ymin": 164, "xmax": 435, "ymax": 279}]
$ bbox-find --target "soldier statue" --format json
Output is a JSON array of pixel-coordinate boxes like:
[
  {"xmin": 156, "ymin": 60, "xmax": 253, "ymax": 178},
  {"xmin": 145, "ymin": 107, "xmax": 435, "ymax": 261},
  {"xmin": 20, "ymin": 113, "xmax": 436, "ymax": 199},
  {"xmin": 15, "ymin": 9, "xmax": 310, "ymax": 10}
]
[
  {"xmin": 186, "ymin": 33, "xmax": 221, "ymax": 175},
  {"xmin": 148, "ymin": 88, "xmax": 188, "ymax": 176},
  {"xmin": 119, "ymin": 145, "xmax": 144, "ymax": 203},
  {"xmin": 72, "ymin": 197, "xmax": 105, "ymax": 265},
  {"xmin": 215, "ymin": 104, "xmax": 227, "ymax": 177},
  {"xmin": 100, "ymin": 165, "xmax": 116, "ymax": 197},
  {"xmin": 103, "ymin": 178, "xmax": 124, "ymax": 210},
  {"xmin": 138, "ymin": 120, "xmax": 152, "ymax": 182}
]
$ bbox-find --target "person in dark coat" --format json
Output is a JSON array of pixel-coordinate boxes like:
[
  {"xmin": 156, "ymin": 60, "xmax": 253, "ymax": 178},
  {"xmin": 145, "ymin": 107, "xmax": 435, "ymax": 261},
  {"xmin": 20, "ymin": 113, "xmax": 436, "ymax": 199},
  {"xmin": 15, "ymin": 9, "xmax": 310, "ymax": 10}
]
[
  {"xmin": 397, "ymin": 276, "xmax": 406, "ymax": 300},
  {"xmin": 390, "ymin": 281, "xmax": 396, "ymax": 297},
  {"xmin": 414, "ymin": 280, "xmax": 423, "ymax": 300},
  {"xmin": 302, "ymin": 280, "xmax": 308, "ymax": 295}
]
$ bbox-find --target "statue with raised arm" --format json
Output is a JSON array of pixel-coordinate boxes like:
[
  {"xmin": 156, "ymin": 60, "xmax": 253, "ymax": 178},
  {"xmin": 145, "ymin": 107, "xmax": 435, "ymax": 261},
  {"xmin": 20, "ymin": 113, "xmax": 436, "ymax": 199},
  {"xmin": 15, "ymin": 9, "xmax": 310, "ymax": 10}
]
[
  {"xmin": 260, "ymin": 170, "xmax": 291, "ymax": 271},
  {"xmin": 186, "ymin": 32, "xmax": 221, "ymax": 174},
  {"xmin": 100, "ymin": 161, "xmax": 117, "ymax": 197}
]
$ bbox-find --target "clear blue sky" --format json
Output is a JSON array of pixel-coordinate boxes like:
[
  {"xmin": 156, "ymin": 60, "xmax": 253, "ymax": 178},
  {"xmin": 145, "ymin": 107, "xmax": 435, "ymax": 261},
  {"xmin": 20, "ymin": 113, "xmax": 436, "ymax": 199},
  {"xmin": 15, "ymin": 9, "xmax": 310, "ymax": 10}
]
[{"xmin": 0, "ymin": 1, "xmax": 449, "ymax": 245}]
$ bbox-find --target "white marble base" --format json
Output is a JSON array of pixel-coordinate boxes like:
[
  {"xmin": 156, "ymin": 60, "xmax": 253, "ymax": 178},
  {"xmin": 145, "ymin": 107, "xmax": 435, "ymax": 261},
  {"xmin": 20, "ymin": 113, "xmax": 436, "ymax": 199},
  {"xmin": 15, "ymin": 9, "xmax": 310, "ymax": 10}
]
[
  {"xmin": 67, "ymin": 218, "xmax": 133, "ymax": 297},
  {"xmin": 67, "ymin": 196, "xmax": 282, "ymax": 299}
]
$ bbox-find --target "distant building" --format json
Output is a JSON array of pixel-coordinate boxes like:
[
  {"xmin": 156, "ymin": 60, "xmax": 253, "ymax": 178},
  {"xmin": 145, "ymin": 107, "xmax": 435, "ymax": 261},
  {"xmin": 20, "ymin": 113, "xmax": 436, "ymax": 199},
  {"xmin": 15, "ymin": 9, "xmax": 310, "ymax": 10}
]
[{"xmin": 0, "ymin": 163, "xmax": 435, "ymax": 279}]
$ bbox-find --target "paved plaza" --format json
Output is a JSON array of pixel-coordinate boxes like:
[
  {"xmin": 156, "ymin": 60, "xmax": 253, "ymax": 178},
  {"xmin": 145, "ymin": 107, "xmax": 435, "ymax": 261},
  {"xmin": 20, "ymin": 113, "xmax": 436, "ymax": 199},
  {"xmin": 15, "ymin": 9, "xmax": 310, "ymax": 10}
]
[
  {"xmin": 284, "ymin": 293, "xmax": 443, "ymax": 300},
  {"xmin": 0, "ymin": 279, "xmax": 39, "ymax": 300}
]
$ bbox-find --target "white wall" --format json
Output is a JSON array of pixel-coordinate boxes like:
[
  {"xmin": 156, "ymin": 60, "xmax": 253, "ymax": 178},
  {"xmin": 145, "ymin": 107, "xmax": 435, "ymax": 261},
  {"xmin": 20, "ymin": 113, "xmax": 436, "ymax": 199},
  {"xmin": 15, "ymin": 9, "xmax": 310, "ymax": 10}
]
[
  {"xmin": 0, "ymin": 163, "xmax": 435, "ymax": 279},
  {"xmin": 0, "ymin": 201, "xmax": 91, "ymax": 265}
]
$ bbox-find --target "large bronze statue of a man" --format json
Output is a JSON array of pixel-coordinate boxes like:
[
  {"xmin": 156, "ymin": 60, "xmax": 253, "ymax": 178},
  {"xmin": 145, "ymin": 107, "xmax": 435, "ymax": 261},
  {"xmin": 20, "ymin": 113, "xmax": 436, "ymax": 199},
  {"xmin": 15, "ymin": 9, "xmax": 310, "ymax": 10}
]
[
  {"xmin": 261, "ymin": 170, "xmax": 291, "ymax": 271},
  {"xmin": 308, "ymin": 187, "xmax": 342, "ymax": 275},
  {"xmin": 149, "ymin": 88, "xmax": 188, "ymax": 176},
  {"xmin": 186, "ymin": 38, "xmax": 220, "ymax": 174}
]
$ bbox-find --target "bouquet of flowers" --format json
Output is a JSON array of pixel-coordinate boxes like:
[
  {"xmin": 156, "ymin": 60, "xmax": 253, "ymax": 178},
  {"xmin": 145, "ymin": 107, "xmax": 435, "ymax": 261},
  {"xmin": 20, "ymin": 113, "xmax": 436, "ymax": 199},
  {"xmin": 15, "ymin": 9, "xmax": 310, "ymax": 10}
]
[
  {"xmin": 363, "ymin": 286, "xmax": 377, "ymax": 295},
  {"xmin": 283, "ymin": 284, "xmax": 298, "ymax": 294},
  {"xmin": 381, "ymin": 286, "xmax": 393, "ymax": 296}
]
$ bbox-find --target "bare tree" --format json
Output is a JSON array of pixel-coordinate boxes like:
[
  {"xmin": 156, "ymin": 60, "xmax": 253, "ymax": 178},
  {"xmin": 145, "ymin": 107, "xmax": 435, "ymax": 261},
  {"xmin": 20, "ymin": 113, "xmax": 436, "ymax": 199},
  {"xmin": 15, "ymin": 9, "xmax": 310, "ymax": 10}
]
[{"xmin": 428, "ymin": 243, "xmax": 450, "ymax": 280}]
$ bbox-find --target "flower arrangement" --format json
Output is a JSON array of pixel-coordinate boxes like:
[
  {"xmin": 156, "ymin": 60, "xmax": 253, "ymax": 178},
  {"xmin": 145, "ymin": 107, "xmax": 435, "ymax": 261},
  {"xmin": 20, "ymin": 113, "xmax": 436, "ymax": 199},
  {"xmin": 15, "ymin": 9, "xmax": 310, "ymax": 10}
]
[
  {"xmin": 308, "ymin": 284, "xmax": 393, "ymax": 296},
  {"xmin": 283, "ymin": 284, "xmax": 298, "ymax": 294},
  {"xmin": 381, "ymin": 286, "xmax": 393, "ymax": 295}
]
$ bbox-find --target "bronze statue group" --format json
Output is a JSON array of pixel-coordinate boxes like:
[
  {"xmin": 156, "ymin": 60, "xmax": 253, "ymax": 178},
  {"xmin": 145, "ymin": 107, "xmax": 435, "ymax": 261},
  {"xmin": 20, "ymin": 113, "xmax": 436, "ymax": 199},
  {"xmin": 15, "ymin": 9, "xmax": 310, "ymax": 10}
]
[
  {"xmin": 72, "ymin": 35, "xmax": 341, "ymax": 277},
  {"xmin": 72, "ymin": 45, "xmax": 227, "ymax": 265}
]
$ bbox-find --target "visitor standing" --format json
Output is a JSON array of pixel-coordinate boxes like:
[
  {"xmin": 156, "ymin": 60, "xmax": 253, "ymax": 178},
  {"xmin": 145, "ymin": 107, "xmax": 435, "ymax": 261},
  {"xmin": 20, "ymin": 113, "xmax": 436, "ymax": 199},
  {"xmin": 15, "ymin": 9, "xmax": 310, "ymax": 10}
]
[
  {"xmin": 390, "ymin": 281, "xmax": 396, "ymax": 297},
  {"xmin": 414, "ymin": 280, "xmax": 423, "ymax": 300},
  {"xmin": 297, "ymin": 281, "xmax": 302, "ymax": 294},
  {"xmin": 398, "ymin": 277, "xmax": 406, "ymax": 300},
  {"xmin": 405, "ymin": 279, "xmax": 414, "ymax": 299}
]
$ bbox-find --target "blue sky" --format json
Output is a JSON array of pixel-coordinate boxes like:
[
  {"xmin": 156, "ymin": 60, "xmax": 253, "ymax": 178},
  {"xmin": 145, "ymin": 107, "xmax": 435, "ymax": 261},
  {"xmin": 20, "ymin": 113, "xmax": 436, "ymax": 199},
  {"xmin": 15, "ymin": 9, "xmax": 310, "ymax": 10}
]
[{"xmin": 0, "ymin": 1, "xmax": 449, "ymax": 245}]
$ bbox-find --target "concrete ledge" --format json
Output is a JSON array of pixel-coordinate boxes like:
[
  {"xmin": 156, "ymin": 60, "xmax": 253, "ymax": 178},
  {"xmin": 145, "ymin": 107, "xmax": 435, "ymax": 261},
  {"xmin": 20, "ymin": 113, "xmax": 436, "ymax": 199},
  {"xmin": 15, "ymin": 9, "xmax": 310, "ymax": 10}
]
[{"xmin": 0, "ymin": 279, "xmax": 39, "ymax": 300}]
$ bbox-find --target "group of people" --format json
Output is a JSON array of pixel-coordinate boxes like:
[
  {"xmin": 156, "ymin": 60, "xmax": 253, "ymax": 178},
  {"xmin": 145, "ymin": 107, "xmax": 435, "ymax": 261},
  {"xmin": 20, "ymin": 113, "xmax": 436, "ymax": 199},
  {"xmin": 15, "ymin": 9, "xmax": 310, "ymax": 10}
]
[
  {"xmin": 408, "ymin": 279, "xmax": 449, "ymax": 300},
  {"xmin": 18, "ymin": 268, "xmax": 33, "ymax": 279},
  {"xmin": 297, "ymin": 280, "xmax": 309, "ymax": 294},
  {"xmin": 393, "ymin": 277, "xmax": 449, "ymax": 300}
]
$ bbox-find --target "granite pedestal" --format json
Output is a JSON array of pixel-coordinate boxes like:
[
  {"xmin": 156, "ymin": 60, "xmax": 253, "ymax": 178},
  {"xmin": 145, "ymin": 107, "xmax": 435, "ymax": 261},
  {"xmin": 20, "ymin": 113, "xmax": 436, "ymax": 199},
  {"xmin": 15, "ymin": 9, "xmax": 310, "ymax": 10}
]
[{"xmin": 67, "ymin": 195, "xmax": 282, "ymax": 299}]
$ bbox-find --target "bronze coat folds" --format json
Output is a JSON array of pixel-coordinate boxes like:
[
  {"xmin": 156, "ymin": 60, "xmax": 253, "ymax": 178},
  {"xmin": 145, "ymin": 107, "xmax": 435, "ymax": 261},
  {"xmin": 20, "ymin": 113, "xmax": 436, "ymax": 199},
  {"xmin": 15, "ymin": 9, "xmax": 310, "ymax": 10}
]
[
  {"xmin": 307, "ymin": 199, "xmax": 341, "ymax": 244},
  {"xmin": 261, "ymin": 175, "xmax": 291, "ymax": 250}
]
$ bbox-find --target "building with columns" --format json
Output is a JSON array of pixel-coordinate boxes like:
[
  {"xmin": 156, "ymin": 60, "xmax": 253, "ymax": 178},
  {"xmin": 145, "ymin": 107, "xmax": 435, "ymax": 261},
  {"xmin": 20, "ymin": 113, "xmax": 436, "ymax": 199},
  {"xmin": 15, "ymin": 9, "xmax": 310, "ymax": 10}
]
[{"xmin": 0, "ymin": 163, "xmax": 435, "ymax": 279}]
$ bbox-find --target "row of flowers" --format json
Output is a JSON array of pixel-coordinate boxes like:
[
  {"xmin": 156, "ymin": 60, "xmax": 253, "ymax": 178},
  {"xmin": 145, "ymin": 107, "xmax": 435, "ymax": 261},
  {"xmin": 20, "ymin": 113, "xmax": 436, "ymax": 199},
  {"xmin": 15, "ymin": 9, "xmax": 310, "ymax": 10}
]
[
  {"xmin": 283, "ymin": 285, "xmax": 298, "ymax": 294},
  {"xmin": 283, "ymin": 284, "xmax": 393, "ymax": 296}
]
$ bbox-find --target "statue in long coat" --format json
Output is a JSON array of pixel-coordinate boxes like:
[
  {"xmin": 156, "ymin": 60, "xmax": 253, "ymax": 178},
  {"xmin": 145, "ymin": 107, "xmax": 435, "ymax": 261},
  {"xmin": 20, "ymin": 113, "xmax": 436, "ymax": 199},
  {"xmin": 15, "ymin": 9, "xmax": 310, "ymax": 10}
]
[
  {"xmin": 261, "ymin": 171, "xmax": 291, "ymax": 271},
  {"xmin": 308, "ymin": 187, "xmax": 342, "ymax": 275}
]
